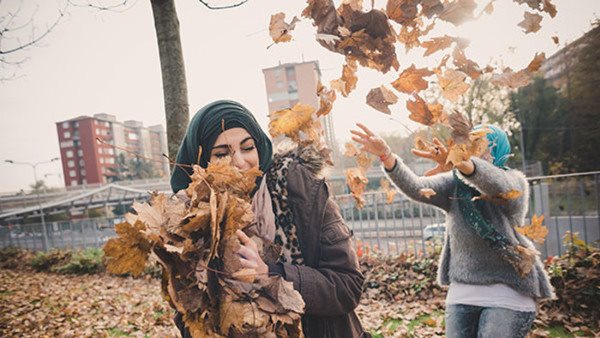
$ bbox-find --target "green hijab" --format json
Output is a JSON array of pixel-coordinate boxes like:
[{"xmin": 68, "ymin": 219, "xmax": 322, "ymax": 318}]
[{"xmin": 170, "ymin": 100, "xmax": 273, "ymax": 193}]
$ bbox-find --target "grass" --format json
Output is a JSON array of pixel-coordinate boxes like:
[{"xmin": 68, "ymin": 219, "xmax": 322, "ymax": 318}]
[{"xmin": 107, "ymin": 327, "xmax": 130, "ymax": 337}]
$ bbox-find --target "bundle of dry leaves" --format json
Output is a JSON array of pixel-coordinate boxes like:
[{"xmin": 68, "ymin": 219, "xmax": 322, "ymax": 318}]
[{"xmin": 103, "ymin": 156, "xmax": 305, "ymax": 337}]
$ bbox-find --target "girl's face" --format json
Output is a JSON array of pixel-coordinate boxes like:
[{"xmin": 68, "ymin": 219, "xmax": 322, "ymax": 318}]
[{"xmin": 209, "ymin": 128, "xmax": 259, "ymax": 171}]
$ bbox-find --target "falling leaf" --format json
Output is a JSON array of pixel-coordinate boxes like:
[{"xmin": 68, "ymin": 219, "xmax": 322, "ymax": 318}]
[
  {"xmin": 386, "ymin": 0, "xmax": 420, "ymax": 25},
  {"xmin": 268, "ymin": 103, "xmax": 316, "ymax": 142},
  {"xmin": 515, "ymin": 214, "xmax": 549, "ymax": 243},
  {"xmin": 344, "ymin": 142, "xmax": 361, "ymax": 157},
  {"xmin": 406, "ymin": 94, "xmax": 447, "ymax": 126},
  {"xmin": 526, "ymin": 52, "xmax": 546, "ymax": 72},
  {"xmin": 473, "ymin": 189, "xmax": 522, "ymax": 205},
  {"xmin": 552, "ymin": 35, "xmax": 559, "ymax": 44},
  {"xmin": 437, "ymin": 69, "xmax": 470, "ymax": 102},
  {"xmin": 392, "ymin": 64, "xmax": 434, "ymax": 94},
  {"xmin": 346, "ymin": 167, "xmax": 368, "ymax": 209},
  {"xmin": 421, "ymin": 0, "xmax": 445, "ymax": 18},
  {"xmin": 269, "ymin": 13, "xmax": 300, "ymax": 44},
  {"xmin": 542, "ymin": 0, "xmax": 557, "ymax": 18},
  {"xmin": 421, "ymin": 35, "xmax": 466, "ymax": 56},
  {"xmin": 438, "ymin": 0, "xmax": 478, "ymax": 26},
  {"xmin": 518, "ymin": 12, "xmax": 543, "ymax": 34},
  {"xmin": 491, "ymin": 67, "xmax": 532, "ymax": 89},
  {"xmin": 452, "ymin": 47, "xmax": 482, "ymax": 79},
  {"xmin": 482, "ymin": 1, "xmax": 494, "ymax": 15},
  {"xmin": 380, "ymin": 178, "xmax": 397, "ymax": 204},
  {"xmin": 366, "ymin": 85, "xmax": 399, "ymax": 114},
  {"xmin": 331, "ymin": 57, "xmax": 358, "ymax": 97},
  {"xmin": 448, "ymin": 111, "xmax": 473, "ymax": 144},
  {"xmin": 316, "ymin": 81, "xmax": 337, "ymax": 116},
  {"xmin": 419, "ymin": 188, "xmax": 437, "ymax": 199}
]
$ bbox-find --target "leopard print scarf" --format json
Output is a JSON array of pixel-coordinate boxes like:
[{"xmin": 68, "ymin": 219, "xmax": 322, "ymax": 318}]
[{"xmin": 266, "ymin": 155, "xmax": 305, "ymax": 266}]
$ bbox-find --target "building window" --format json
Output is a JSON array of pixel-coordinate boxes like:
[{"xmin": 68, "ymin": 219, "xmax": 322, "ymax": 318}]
[
  {"xmin": 98, "ymin": 148, "xmax": 103, "ymax": 155},
  {"xmin": 79, "ymin": 159, "xmax": 85, "ymax": 166},
  {"xmin": 128, "ymin": 132, "xmax": 138, "ymax": 140},
  {"xmin": 81, "ymin": 169, "xmax": 86, "ymax": 176},
  {"xmin": 107, "ymin": 157, "xmax": 115, "ymax": 164},
  {"xmin": 69, "ymin": 170, "xmax": 76, "ymax": 178},
  {"xmin": 285, "ymin": 66, "xmax": 295, "ymax": 78},
  {"xmin": 276, "ymin": 81, "xmax": 283, "ymax": 89},
  {"xmin": 73, "ymin": 122, "xmax": 79, "ymax": 128},
  {"xmin": 77, "ymin": 149, "xmax": 83, "ymax": 157},
  {"xmin": 62, "ymin": 122, "xmax": 69, "ymax": 129},
  {"xmin": 68, "ymin": 160, "xmax": 75, "ymax": 168},
  {"xmin": 107, "ymin": 148, "xmax": 114, "ymax": 155},
  {"xmin": 288, "ymin": 81, "xmax": 298, "ymax": 93},
  {"xmin": 96, "ymin": 128, "xmax": 101, "ymax": 135},
  {"xmin": 63, "ymin": 131, "xmax": 71, "ymax": 139},
  {"xmin": 99, "ymin": 157, "xmax": 104, "ymax": 164},
  {"xmin": 66, "ymin": 150, "xmax": 73, "ymax": 158}
]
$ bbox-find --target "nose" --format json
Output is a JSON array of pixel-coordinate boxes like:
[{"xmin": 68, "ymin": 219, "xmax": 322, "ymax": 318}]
[{"xmin": 231, "ymin": 151, "xmax": 247, "ymax": 170}]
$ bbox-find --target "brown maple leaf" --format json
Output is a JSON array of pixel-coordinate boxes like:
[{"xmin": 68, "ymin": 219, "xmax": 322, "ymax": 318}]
[
  {"xmin": 103, "ymin": 220, "xmax": 151, "ymax": 277},
  {"xmin": 269, "ymin": 13, "xmax": 300, "ymax": 44},
  {"xmin": 491, "ymin": 67, "xmax": 532, "ymax": 89},
  {"xmin": 421, "ymin": 0, "xmax": 445, "ymax": 18},
  {"xmin": 448, "ymin": 111, "xmax": 473, "ymax": 144},
  {"xmin": 366, "ymin": 85, "xmax": 398, "ymax": 114},
  {"xmin": 526, "ymin": 52, "xmax": 546, "ymax": 72},
  {"xmin": 438, "ymin": 69, "xmax": 470, "ymax": 102},
  {"xmin": 380, "ymin": 178, "xmax": 397, "ymax": 204},
  {"xmin": 515, "ymin": 214, "xmax": 549, "ymax": 244},
  {"xmin": 419, "ymin": 188, "xmax": 437, "ymax": 199},
  {"xmin": 452, "ymin": 47, "xmax": 482, "ymax": 79},
  {"xmin": 406, "ymin": 94, "xmax": 447, "ymax": 126},
  {"xmin": 330, "ymin": 57, "xmax": 358, "ymax": 97},
  {"xmin": 316, "ymin": 81, "xmax": 337, "ymax": 116},
  {"xmin": 386, "ymin": 0, "xmax": 420, "ymax": 25},
  {"xmin": 421, "ymin": 35, "xmax": 467, "ymax": 57},
  {"xmin": 346, "ymin": 167, "xmax": 368, "ymax": 209},
  {"xmin": 391, "ymin": 64, "xmax": 434, "ymax": 94},
  {"xmin": 551, "ymin": 35, "xmax": 559, "ymax": 44},
  {"xmin": 438, "ymin": 0, "xmax": 478, "ymax": 26},
  {"xmin": 518, "ymin": 11, "xmax": 543, "ymax": 34}
]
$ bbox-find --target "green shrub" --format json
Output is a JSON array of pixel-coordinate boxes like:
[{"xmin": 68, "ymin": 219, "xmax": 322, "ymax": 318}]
[
  {"xmin": 53, "ymin": 248, "xmax": 104, "ymax": 275},
  {"xmin": 30, "ymin": 250, "xmax": 71, "ymax": 272}
]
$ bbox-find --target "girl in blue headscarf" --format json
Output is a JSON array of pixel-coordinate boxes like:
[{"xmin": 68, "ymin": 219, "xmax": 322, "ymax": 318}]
[{"xmin": 351, "ymin": 122, "xmax": 554, "ymax": 338}]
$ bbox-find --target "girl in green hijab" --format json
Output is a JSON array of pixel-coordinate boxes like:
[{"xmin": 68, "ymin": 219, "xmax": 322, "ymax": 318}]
[{"xmin": 171, "ymin": 100, "xmax": 369, "ymax": 338}]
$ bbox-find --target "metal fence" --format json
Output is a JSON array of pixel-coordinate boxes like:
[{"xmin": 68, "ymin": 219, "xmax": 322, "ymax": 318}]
[{"xmin": 1, "ymin": 172, "xmax": 599, "ymax": 259}]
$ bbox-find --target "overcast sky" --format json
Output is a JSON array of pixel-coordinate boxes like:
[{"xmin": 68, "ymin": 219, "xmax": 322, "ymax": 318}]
[{"xmin": 0, "ymin": 0, "xmax": 598, "ymax": 193}]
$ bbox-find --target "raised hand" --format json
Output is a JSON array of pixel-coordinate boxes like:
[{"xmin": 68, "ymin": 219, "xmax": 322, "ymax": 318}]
[
  {"xmin": 411, "ymin": 137, "xmax": 454, "ymax": 176},
  {"xmin": 350, "ymin": 123, "xmax": 397, "ymax": 170}
]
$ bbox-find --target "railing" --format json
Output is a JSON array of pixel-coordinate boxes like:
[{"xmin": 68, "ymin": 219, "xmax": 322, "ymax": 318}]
[{"xmin": 1, "ymin": 172, "xmax": 598, "ymax": 258}]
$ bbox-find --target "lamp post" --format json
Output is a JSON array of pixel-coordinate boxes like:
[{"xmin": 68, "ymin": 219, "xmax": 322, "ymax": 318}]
[{"xmin": 5, "ymin": 157, "xmax": 59, "ymax": 250}]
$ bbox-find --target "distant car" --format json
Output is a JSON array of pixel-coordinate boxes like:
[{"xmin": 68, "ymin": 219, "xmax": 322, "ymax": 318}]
[{"xmin": 423, "ymin": 223, "xmax": 446, "ymax": 241}]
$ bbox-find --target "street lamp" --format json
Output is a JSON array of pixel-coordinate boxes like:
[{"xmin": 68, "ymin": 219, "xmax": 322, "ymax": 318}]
[{"xmin": 4, "ymin": 157, "xmax": 60, "ymax": 250}]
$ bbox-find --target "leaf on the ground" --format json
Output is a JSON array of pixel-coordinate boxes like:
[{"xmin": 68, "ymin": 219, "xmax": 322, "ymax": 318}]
[
  {"xmin": 437, "ymin": 69, "xmax": 470, "ymax": 102},
  {"xmin": 518, "ymin": 11, "xmax": 543, "ymax": 34},
  {"xmin": 391, "ymin": 64, "xmax": 434, "ymax": 94},
  {"xmin": 366, "ymin": 85, "xmax": 398, "ymax": 114},
  {"xmin": 516, "ymin": 214, "xmax": 549, "ymax": 243},
  {"xmin": 407, "ymin": 94, "xmax": 447, "ymax": 126},
  {"xmin": 526, "ymin": 52, "xmax": 546, "ymax": 72},
  {"xmin": 438, "ymin": 0, "xmax": 478, "ymax": 26},
  {"xmin": 316, "ymin": 81, "xmax": 337, "ymax": 116},
  {"xmin": 331, "ymin": 57, "xmax": 358, "ymax": 97},
  {"xmin": 269, "ymin": 13, "xmax": 300, "ymax": 44},
  {"xmin": 103, "ymin": 221, "xmax": 151, "ymax": 277},
  {"xmin": 419, "ymin": 188, "xmax": 437, "ymax": 199},
  {"xmin": 380, "ymin": 178, "xmax": 397, "ymax": 204}
]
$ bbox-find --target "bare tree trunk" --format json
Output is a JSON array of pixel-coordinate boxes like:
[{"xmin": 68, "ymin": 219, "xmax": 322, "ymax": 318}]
[{"xmin": 150, "ymin": 0, "xmax": 189, "ymax": 161}]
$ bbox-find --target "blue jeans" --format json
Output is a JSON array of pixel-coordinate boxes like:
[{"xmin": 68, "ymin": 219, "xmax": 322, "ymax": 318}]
[{"xmin": 445, "ymin": 304, "xmax": 536, "ymax": 338}]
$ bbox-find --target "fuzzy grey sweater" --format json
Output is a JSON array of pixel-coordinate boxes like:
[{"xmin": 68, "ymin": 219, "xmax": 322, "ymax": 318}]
[{"xmin": 384, "ymin": 156, "xmax": 554, "ymax": 300}]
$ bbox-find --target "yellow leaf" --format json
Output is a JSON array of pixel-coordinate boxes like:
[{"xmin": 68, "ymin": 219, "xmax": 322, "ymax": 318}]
[
  {"xmin": 103, "ymin": 220, "xmax": 151, "ymax": 277},
  {"xmin": 316, "ymin": 81, "xmax": 337, "ymax": 117},
  {"xmin": 268, "ymin": 103, "xmax": 316, "ymax": 142},
  {"xmin": 330, "ymin": 57, "xmax": 358, "ymax": 97},
  {"xmin": 515, "ymin": 214, "xmax": 549, "ymax": 243},
  {"xmin": 346, "ymin": 168, "xmax": 368, "ymax": 209},
  {"xmin": 419, "ymin": 188, "xmax": 437, "ymax": 199},
  {"xmin": 380, "ymin": 178, "xmax": 397, "ymax": 204},
  {"xmin": 438, "ymin": 69, "xmax": 470, "ymax": 102}
]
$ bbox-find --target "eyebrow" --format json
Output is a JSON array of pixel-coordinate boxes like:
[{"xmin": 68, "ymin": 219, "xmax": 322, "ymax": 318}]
[{"xmin": 212, "ymin": 137, "xmax": 254, "ymax": 151}]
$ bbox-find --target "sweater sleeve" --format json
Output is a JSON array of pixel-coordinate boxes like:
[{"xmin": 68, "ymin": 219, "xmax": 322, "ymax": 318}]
[
  {"xmin": 281, "ymin": 198, "xmax": 364, "ymax": 316},
  {"xmin": 384, "ymin": 155, "xmax": 455, "ymax": 212},
  {"xmin": 457, "ymin": 157, "xmax": 529, "ymax": 219}
]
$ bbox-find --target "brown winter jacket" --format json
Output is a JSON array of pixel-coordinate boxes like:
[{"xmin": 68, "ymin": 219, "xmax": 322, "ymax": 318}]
[{"xmin": 281, "ymin": 155, "xmax": 368, "ymax": 338}]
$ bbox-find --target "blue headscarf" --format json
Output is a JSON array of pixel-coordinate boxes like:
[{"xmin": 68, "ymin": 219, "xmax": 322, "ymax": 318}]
[{"xmin": 474, "ymin": 124, "xmax": 511, "ymax": 168}]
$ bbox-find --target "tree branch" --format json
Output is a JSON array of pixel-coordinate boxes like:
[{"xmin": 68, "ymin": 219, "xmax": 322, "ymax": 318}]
[{"xmin": 197, "ymin": 0, "xmax": 249, "ymax": 10}]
